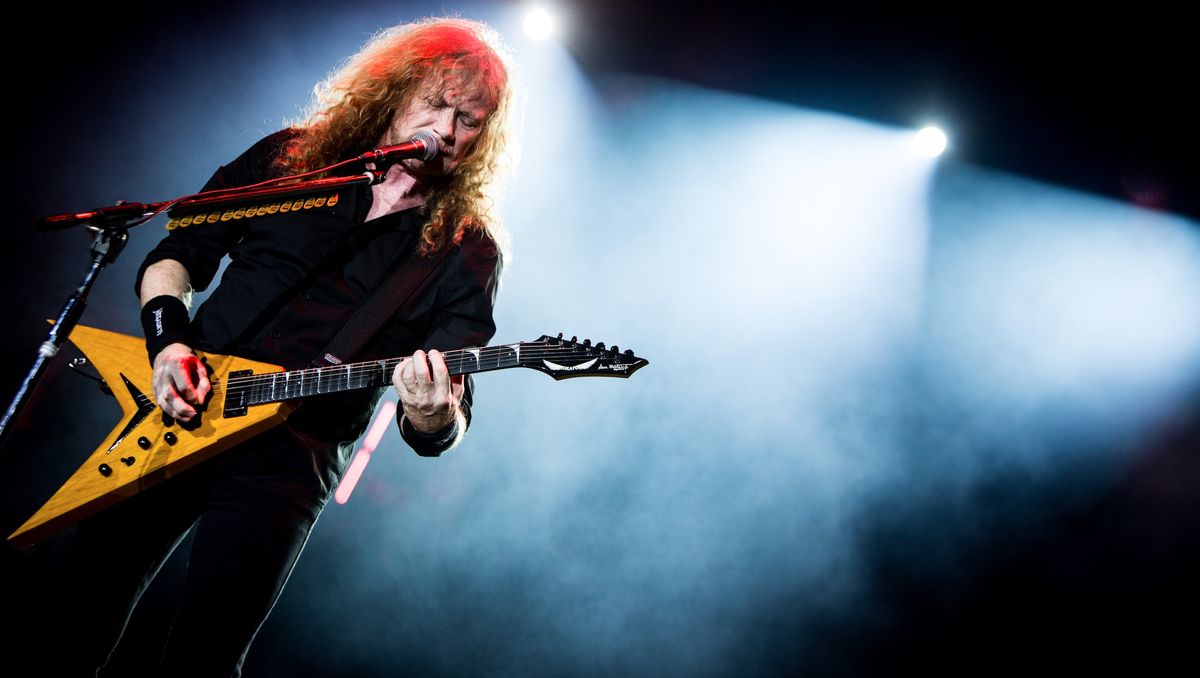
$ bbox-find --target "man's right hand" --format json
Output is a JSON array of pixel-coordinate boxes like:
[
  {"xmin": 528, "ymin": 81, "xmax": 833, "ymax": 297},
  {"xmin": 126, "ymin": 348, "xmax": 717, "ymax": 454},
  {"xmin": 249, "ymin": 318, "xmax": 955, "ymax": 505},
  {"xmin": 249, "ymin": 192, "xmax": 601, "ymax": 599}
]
[{"xmin": 152, "ymin": 342, "xmax": 211, "ymax": 422}]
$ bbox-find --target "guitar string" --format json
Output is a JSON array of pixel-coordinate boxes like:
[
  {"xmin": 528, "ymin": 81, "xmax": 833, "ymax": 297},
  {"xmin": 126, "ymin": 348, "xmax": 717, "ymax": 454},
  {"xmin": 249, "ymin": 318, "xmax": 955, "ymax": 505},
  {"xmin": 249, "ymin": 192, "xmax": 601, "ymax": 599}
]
[
  {"xmin": 194, "ymin": 347, "xmax": 633, "ymax": 401},
  {"xmin": 216, "ymin": 345, "xmax": 626, "ymax": 386},
  {"xmin": 216, "ymin": 351, "xmax": 595, "ymax": 390},
  {"xmin": 215, "ymin": 353, "xmax": 614, "ymax": 393}
]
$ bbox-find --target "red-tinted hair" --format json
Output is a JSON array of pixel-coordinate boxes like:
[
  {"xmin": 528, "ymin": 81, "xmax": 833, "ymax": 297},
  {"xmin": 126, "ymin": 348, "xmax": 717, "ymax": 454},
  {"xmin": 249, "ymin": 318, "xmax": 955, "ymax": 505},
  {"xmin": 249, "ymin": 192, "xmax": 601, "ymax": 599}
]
[{"xmin": 284, "ymin": 18, "xmax": 516, "ymax": 261}]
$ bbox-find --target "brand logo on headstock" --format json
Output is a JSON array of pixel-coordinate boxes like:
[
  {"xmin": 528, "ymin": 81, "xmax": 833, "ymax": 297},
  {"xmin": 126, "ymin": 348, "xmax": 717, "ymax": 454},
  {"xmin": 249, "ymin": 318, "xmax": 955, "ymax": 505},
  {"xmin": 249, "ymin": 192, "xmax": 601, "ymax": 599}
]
[{"xmin": 542, "ymin": 358, "xmax": 599, "ymax": 372}]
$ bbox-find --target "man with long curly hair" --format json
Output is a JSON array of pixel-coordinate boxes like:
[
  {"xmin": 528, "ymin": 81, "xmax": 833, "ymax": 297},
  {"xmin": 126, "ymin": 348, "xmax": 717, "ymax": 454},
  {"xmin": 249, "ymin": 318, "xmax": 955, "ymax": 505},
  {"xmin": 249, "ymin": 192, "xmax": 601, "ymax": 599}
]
[{"xmin": 63, "ymin": 18, "xmax": 516, "ymax": 676}]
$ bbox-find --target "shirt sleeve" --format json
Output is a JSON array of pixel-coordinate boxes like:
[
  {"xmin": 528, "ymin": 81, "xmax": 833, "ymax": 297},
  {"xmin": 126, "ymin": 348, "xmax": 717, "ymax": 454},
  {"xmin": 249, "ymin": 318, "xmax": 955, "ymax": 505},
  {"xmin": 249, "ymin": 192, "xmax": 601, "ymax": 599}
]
[
  {"xmin": 132, "ymin": 129, "xmax": 297, "ymax": 297},
  {"xmin": 398, "ymin": 229, "xmax": 502, "ymax": 457}
]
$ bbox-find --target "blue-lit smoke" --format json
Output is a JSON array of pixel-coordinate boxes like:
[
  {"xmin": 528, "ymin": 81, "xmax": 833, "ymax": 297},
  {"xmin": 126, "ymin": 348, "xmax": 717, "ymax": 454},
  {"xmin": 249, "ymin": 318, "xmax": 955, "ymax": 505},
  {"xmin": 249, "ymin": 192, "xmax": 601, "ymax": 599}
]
[
  {"xmin": 9, "ymin": 3, "xmax": 1199, "ymax": 675},
  {"xmin": 262, "ymin": 48, "xmax": 1200, "ymax": 676}
]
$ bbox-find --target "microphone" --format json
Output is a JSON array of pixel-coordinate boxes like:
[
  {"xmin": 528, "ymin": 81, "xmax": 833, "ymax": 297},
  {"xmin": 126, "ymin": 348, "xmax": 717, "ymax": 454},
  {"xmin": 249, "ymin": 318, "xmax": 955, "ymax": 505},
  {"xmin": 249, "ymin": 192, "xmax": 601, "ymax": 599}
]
[{"xmin": 357, "ymin": 130, "xmax": 440, "ymax": 165}]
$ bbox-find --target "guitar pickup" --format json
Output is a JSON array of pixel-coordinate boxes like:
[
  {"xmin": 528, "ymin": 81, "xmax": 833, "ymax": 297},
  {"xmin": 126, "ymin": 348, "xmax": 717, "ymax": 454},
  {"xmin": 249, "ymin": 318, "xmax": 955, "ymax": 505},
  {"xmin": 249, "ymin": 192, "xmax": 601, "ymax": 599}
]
[{"xmin": 223, "ymin": 369, "xmax": 253, "ymax": 417}]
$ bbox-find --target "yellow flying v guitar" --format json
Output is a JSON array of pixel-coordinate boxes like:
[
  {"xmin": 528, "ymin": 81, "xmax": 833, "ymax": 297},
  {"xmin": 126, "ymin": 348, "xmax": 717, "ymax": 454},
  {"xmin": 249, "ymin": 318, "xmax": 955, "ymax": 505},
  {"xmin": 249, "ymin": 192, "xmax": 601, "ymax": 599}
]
[{"xmin": 8, "ymin": 324, "xmax": 647, "ymax": 548}]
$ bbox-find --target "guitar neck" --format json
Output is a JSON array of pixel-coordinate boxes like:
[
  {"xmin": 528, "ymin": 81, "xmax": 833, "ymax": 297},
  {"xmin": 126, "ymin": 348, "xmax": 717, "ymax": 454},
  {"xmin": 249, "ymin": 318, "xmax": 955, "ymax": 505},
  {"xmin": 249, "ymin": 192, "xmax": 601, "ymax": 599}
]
[{"xmin": 235, "ymin": 344, "xmax": 521, "ymax": 407}]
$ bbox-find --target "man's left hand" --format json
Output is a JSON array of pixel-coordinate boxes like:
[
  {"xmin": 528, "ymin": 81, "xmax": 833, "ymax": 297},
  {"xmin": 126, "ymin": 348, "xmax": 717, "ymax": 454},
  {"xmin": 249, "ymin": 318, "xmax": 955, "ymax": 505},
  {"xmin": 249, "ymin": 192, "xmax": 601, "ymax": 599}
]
[{"xmin": 392, "ymin": 349, "xmax": 464, "ymax": 432}]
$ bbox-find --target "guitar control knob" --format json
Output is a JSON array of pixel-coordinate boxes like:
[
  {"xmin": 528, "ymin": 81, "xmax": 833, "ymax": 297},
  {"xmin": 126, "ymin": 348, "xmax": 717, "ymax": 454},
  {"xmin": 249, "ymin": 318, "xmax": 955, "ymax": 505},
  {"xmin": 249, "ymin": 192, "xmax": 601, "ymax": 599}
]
[
  {"xmin": 98, "ymin": 464, "xmax": 112, "ymax": 477},
  {"xmin": 120, "ymin": 457, "xmax": 136, "ymax": 466},
  {"xmin": 164, "ymin": 432, "xmax": 178, "ymax": 445},
  {"xmin": 137, "ymin": 436, "xmax": 151, "ymax": 450}
]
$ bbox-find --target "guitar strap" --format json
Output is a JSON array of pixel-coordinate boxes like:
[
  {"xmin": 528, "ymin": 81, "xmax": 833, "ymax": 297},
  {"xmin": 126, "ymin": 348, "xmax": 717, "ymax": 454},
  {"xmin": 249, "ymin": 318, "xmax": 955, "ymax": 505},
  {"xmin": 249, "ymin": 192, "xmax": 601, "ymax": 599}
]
[{"xmin": 310, "ymin": 244, "xmax": 452, "ymax": 368}]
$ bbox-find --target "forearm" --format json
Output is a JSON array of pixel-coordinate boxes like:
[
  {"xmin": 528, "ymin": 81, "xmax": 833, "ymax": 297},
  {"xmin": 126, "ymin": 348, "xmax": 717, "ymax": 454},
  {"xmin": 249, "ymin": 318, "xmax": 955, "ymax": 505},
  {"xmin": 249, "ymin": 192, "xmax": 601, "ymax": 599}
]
[
  {"xmin": 139, "ymin": 258, "xmax": 210, "ymax": 421},
  {"xmin": 139, "ymin": 259, "xmax": 194, "ymax": 309}
]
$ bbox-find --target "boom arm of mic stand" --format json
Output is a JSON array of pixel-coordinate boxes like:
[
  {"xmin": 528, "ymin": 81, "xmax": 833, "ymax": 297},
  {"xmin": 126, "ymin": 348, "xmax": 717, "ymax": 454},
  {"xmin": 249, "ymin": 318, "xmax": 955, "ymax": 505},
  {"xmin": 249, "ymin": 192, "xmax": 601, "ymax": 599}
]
[{"xmin": 3, "ymin": 170, "xmax": 380, "ymax": 451}]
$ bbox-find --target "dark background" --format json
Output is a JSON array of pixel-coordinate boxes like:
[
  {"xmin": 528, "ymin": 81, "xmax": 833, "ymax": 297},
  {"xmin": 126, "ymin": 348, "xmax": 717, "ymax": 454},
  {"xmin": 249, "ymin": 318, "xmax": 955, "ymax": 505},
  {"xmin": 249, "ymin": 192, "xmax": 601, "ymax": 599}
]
[
  {"xmin": 2, "ymin": 1, "xmax": 1196, "ymax": 675},
  {"xmin": 10, "ymin": 2, "xmax": 1198, "ymax": 219},
  {"xmin": 569, "ymin": 2, "xmax": 1196, "ymax": 219}
]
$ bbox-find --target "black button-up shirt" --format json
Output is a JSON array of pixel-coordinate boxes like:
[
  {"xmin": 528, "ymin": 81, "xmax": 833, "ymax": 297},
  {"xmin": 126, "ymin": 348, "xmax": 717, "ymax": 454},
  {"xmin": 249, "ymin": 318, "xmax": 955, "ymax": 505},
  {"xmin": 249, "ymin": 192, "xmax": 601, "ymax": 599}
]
[{"xmin": 134, "ymin": 130, "xmax": 500, "ymax": 461}]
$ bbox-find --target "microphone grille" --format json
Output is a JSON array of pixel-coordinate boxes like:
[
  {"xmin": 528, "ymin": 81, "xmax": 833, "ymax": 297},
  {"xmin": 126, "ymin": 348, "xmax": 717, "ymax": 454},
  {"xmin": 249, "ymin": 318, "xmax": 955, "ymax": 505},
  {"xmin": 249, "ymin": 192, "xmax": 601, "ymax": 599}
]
[{"xmin": 412, "ymin": 130, "xmax": 439, "ymax": 161}]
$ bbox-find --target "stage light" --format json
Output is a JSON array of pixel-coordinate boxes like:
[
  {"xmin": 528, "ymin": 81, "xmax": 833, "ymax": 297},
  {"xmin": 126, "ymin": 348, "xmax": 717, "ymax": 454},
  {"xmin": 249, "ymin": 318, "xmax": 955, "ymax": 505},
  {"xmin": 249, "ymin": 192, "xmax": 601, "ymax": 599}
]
[
  {"xmin": 523, "ymin": 6, "xmax": 557, "ymax": 41},
  {"xmin": 915, "ymin": 126, "xmax": 948, "ymax": 157}
]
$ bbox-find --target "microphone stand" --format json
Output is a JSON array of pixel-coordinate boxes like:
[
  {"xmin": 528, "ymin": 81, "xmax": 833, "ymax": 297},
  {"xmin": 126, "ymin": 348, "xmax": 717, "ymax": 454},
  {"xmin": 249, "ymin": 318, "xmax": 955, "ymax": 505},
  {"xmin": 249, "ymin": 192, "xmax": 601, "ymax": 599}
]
[{"xmin": 0, "ymin": 157, "xmax": 396, "ymax": 451}]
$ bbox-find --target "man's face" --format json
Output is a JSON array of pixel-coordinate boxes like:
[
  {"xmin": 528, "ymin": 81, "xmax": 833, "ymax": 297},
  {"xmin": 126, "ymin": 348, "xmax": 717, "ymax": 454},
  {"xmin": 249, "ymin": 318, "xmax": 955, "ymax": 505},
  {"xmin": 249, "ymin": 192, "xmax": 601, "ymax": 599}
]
[{"xmin": 380, "ymin": 76, "xmax": 495, "ymax": 179}]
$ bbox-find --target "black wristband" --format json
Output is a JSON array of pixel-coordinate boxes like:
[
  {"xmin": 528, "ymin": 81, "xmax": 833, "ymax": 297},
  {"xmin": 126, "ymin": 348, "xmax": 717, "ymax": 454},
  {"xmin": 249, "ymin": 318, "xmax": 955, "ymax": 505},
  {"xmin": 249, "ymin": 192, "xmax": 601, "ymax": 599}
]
[
  {"xmin": 399, "ymin": 414, "xmax": 460, "ymax": 457},
  {"xmin": 141, "ymin": 295, "xmax": 192, "ymax": 365}
]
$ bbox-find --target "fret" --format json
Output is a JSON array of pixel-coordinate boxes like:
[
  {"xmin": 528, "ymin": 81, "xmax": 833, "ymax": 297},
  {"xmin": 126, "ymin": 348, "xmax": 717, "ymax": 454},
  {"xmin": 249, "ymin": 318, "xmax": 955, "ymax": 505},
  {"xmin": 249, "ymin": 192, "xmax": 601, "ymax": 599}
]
[
  {"xmin": 248, "ymin": 376, "xmax": 263, "ymax": 405},
  {"xmin": 350, "ymin": 366, "xmax": 367, "ymax": 390},
  {"xmin": 440, "ymin": 344, "xmax": 515, "ymax": 374},
  {"xmin": 316, "ymin": 366, "xmax": 340, "ymax": 394},
  {"xmin": 254, "ymin": 376, "xmax": 267, "ymax": 404},
  {"xmin": 456, "ymin": 348, "xmax": 480, "ymax": 376},
  {"xmin": 503, "ymin": 344, "xmax": 521, "ymax": 368},
  {"xmin": 477, "ymin": 348, "xmax": 489, "ymax": 369},
  {"xmin": 489, "ymin": 345, "xmax": 520, "ymax": 371}
]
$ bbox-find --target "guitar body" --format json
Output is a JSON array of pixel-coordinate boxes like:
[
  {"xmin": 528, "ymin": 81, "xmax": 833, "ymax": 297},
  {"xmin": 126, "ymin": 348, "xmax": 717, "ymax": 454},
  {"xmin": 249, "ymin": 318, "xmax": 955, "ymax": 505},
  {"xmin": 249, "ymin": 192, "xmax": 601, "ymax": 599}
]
[
  {"xmin": 9, "ymin": 324, "xmax": 647, "ymax": 549},
  {"xmin": 8, "ymin": 325, "xmax": 293, "ymax": 548}
]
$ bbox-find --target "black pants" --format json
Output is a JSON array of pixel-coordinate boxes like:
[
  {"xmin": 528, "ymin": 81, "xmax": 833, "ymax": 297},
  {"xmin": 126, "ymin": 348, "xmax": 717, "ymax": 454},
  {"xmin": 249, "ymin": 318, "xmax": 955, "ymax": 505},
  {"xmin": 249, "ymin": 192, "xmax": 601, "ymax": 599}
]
[{"xmin": 59, "ymin": 426, "xmax": 338, "ymax": 677}]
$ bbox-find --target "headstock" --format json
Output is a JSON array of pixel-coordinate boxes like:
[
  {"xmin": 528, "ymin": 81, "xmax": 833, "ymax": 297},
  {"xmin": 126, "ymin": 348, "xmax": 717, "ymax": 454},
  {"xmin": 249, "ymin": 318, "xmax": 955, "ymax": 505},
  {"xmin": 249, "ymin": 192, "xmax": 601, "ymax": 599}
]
[{"xmin": 518, "ymin": 333, "xmax": 648, "ymax": 380}]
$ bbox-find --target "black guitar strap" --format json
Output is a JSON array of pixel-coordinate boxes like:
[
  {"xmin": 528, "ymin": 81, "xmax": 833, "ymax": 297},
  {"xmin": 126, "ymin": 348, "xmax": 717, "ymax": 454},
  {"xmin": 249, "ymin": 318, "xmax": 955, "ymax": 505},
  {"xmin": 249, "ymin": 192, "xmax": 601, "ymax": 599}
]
[{"xmin": 310, "ymin": 245, "xmax": 452, "ymax": 368}]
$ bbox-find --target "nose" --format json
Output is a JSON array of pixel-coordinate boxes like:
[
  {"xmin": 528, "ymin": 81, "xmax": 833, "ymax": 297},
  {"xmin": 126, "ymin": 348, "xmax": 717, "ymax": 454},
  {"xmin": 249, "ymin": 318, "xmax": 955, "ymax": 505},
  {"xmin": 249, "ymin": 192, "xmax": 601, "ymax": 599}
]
[{"xmin": 432, "ymin": 108, "xmax": 456, "ymax": 144}]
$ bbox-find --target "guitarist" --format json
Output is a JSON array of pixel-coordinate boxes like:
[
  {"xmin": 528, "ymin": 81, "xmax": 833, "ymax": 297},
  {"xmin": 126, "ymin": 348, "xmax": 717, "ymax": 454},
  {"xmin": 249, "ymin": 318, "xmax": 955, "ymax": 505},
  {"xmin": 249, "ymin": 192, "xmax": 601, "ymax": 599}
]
[{"xmin": 61, "ymin": 18, "xmax": 514, "ymax": 676}]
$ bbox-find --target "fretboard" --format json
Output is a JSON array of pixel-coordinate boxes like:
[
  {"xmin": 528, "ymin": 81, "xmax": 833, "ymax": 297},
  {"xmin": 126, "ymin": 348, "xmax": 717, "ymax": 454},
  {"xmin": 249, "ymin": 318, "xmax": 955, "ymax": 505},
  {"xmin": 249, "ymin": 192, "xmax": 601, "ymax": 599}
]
[{"xmin": 231, "ymin": 343, "xmax": 523, "ymax": 407}]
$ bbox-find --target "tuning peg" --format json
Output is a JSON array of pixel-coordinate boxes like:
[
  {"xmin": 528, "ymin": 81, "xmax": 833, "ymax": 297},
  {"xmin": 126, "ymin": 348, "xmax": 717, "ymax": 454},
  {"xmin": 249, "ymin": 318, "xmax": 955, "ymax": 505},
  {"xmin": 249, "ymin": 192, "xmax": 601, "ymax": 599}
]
[
  {"xmin": 624, "ymin": 349, "xmax": 634, "ymax": 357},
  {"xmin": 570, "ymin": 335, "xmax": 578, "ymax": 346},
  {"xmin": 596, "ymin": 342, "xmax": 605, "ymax": 350},
  {"xmin": 583, "ymin": 339, "xmax": 592, "ymax": 349},
  {"xmin": 557, "ymin": 332, "xmax": 564, "ymax": 341},
  {"xmin": 611, "ymin": 345, "xmax": 619, "ymax": 354}
]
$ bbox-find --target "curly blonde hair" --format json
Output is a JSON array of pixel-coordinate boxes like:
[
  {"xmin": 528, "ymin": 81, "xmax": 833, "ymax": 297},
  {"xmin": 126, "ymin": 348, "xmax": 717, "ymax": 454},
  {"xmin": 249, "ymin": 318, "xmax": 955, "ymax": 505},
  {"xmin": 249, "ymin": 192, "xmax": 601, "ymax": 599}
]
[{"xmin": 280, "ymin": 18, "xmax": 515, "ymax": 262}]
